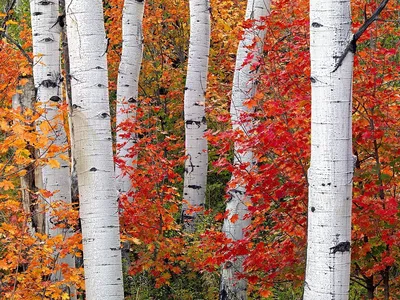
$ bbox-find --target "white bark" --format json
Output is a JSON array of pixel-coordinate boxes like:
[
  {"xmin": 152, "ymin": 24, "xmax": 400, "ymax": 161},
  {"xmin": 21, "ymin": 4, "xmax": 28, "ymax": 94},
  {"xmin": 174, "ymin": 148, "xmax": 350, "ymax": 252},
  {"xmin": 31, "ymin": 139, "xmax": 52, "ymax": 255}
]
[
  {"xmin": 30, "ymin": 0, "xmax": 71, "ymax": 235},
  {"xmin": 182, "ymin": 0, "xmax": 210, "ymax": 231},
  {"xmin": 220, "ymin": 1, "xmax": 270, "ymax": 299},
  {"xmin": 30, "ymin": 0, "xmax": 75, "ymax": 285},
  {"xmin": 65, "ymin": 1, "xmax": 124, "ymax": 299},
  {"xmin": 304, "ymin": 0, "xmax": 354, "ymax": 299},
  {"xmin": 116, "ymin": 0, "xmax": 145, "ymax": 195},
  {"xmin": 12, "ymin": 78, "xmax": 35, "ymax": 110}
]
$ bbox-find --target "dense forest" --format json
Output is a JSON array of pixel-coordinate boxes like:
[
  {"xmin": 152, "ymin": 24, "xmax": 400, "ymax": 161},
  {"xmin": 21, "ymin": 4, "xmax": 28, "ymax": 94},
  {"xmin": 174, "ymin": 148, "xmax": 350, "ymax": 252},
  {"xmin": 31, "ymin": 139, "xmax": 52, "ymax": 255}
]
[{"xmin": 0, "ymin": 0, "xmax": 399, "ymax": 299}]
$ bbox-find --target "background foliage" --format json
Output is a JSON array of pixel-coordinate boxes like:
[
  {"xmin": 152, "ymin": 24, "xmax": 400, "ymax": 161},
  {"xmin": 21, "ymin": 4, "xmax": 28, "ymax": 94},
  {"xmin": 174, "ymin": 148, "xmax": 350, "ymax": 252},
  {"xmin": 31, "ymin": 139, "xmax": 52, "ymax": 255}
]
[{"xmin": 0, "ymin": 0, "xmax": 398, "ymax": 298}]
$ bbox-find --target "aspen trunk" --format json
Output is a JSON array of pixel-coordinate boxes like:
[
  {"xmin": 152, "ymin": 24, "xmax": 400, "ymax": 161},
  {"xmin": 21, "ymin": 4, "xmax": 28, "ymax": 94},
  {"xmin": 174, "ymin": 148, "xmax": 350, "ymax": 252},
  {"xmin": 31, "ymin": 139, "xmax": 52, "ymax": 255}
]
[
  {"xmin": 30, "ymin": 0, "xmax": 75, "ymax": 285},
  {"xmin": 59, "ymin": 0, "xmax": 79, "ymax": 209},
  {"xmin": 182, "ymin": 0, "xmax": 210, "ymax": 231},
  {"xmin": 220, "ymin": 1, "xmax": 270, "ymax": 299},
  {"xmin": 65, "ymin": 1, "xmax": 124, "ymax": 298},
  {"xmin": 30, "ymin": 0, "xmax": 71, "ymax": 238},
  {"xmin": 115, "ymin": 0, "xmax": 145, "ymax": 195},
  {"xmin": 303, "ymin": 0, "xmax": 354, "ymax": 298},
  {"xmin": 116, "ymin": 0, "xmax": 146, "ymax": 274},
  {"xmin": 12, "ymin": 77, "xmax": 44, "ymax": 234}
]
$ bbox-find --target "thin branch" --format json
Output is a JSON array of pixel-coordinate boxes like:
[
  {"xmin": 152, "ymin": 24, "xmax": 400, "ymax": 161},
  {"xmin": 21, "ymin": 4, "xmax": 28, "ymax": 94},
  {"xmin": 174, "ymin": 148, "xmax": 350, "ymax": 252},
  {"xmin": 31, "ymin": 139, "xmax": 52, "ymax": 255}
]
[
  {"xmin": 350, "ymin": 277, "xmax": 368, "ymax": 289},
  {"xmin": 1, "ymin": 0, "xmax": 17, "ymax": 30},
  {"xmin": 353, "ymin": 0, "xmax": 390, "ymax": 42},
  {"xmin": 332, "ymin": 0, "xmax": 390, "ymax": 73},
  {"xmin": 2, "ymin": 32, "xmax": 33, "ymax": 64}
]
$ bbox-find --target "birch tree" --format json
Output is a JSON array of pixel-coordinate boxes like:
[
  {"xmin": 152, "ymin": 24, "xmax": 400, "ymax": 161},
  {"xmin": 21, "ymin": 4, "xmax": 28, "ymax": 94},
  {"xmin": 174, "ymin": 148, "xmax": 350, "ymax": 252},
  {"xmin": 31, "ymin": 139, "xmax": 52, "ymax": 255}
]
[
  {"xmin": 304, "ymin": 0, "xmax": 390, "ymax": 297},
  {"xmin": 303, "ymin": 0, "xmax": 354, "ymax": 298},
  {"xmin": 220, "ymin": 0, "xmax": 270, "ymax": 298},
  {"xmin": 116, "ymin": 0, "xmax": 145, "ymax": 195},
  {"xmin": 30, "ymin": 0, "xmax": 71, "ymax": 238},
  {"xmin": 182, "ymin": 0, "xmax": 210, "ymax": 231},
  {"xmin": 30, "ymin": 0, "xmax": 76, "ymax": 287},
  {"xmin": 65, "ymin": 1, "xmax": 124, "ymax": 298}
]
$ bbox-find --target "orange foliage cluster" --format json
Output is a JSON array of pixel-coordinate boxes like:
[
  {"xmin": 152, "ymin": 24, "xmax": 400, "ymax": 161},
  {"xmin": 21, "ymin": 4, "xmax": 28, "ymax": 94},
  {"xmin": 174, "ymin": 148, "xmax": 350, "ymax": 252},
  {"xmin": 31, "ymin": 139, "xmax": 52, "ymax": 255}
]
[{"xmin": 109, "ymin": 0, "xmax": 400, "ymax": 297}]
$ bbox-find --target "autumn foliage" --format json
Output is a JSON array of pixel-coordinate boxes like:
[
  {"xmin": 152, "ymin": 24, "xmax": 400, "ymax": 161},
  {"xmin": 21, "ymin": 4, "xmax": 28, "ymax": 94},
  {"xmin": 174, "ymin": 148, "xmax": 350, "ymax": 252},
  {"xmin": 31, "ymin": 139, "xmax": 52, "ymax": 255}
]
[{"xmin": 0, "ymin": 0, "xmax": 399, "ymax": 298}]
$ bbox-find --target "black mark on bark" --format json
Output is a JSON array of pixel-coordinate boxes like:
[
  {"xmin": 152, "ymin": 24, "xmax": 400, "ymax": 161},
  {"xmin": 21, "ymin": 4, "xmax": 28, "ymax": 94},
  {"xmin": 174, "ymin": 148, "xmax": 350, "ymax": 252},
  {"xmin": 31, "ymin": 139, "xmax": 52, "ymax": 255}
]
[{"xmin": 330, "ymin": 241, "xmax": 350, "ymax": 254}]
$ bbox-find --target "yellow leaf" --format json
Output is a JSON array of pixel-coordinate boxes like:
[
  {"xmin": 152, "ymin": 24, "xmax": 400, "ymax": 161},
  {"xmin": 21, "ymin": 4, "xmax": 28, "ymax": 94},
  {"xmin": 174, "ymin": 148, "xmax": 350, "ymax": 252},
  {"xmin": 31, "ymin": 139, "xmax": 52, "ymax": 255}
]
[
  {"xmin": 5, "ymin": 166, "xmax": 15, "ymax": 173},
  {"xmin": 16, "ymin": 89, "xmax": 23, "ymax": 94},
  {"xmin": 17, "ymin": 170, "xmax": 27, "ymax": 177},
  {"xmin": 48, "ymin": 159, "xmax": 60, "ymax": 168},
  {"xmin": 131, "ymin": 237, "xmax": 141, "ymax": 245},
  {"xmin": 61, "ymin": 293, "xmax": 70, "ymax": 300},
  {"xmin": 5, "ymin": 20, "xmax": 18, "ymax": 26},
  {"xmin": 16, "ymin": 148, "xmax": 30, "ymax": 158}
]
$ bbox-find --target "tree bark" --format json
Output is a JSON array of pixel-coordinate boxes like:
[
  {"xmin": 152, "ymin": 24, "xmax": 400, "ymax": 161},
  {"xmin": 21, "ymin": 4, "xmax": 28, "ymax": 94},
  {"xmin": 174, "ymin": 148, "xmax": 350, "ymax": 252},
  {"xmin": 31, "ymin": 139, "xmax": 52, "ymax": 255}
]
[
  {"xmin": 29, "ymin": 0, "xmax": 72, "ymax": 238},
  {"xmin": 65, "ymin": 0, "xmax": 124, "ymax": 298},
  {"xmin": 303, "ymin": 0, "xmax": 354, "ymax": 298},
  {"xmin": 12, "ymin": 77, "xmax": 45, "ymax": 234},
  {"xmin": 116, "ymin": 0, "xmax": 145, "ymax": 196},
  {"xmin": 30, "ymin": 0, "xmax": 76, "ymax": 286},
  {"xmin": 182, "ymin": 0, "xmax": 210, "ymax": 231},
  {"xmin": 366, "ymin": 276, "xmax": 374, "ymax": 299},
  {"xmin": 220, "ymin": 0, "xmax": 270, "ymax": 299},
  {"xmin": 383, "ymin": 266, "xmax": 390, "ymax": 300}
]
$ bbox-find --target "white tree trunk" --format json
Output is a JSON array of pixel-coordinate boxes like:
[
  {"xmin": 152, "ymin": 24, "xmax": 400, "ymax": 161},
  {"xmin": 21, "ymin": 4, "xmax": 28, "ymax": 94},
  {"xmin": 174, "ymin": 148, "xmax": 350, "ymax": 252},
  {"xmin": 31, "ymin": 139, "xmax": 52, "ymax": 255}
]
[
  {"xmin": 304, "ymin": 0, "xmax": 354, "ymax": 299},
  {"xmin": 30, "ymin": 0, "xmax": 75, "ymax": 285},
  {"xmin": 115, "ymin": 0, "xmax": 145, "ymax": 195},
  {"xmin": 182, "ymin": 0, "xmax": 210, "ymax": 231},
  {"xmin": 30, "ymin": 0, "xmax": 71, "ymax": 237},
  {"xmin": 65, "ymin": 1, "xmax": 124, "ymax": 299},
  {"xmin": 220, "ymin": 1, "xmax": 270, "ymax": 299}
]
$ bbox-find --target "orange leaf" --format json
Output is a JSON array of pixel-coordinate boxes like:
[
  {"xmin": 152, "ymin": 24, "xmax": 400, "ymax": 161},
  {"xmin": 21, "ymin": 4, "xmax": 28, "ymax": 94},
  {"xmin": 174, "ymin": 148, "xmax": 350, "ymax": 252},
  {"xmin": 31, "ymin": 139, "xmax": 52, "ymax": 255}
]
[
  {"xmin": 19, "ymin": 78, "xmax": 29, "ymax": 85},
  {"xmin": 260, "ymin": 289, "xmax": 272, "ymax": 298},
  {"xmin": 39, "ymin": 189, "xmax": 54, "ymax": 198},
  {"xmin": 39, "ymin": 121, "xmax": 52, "ymax": 135},
  {"xmin": 244, "ymin": 98, "xmax": 257, "ymax": 109},
  {"xmin": 230, "ymin": 214, "xmax": 239, "ymax": 223},
  {"xmin": 59, "ymin": 154, "xmax": 70, "ymax": 162},
  {"xmin": 0, "ymin": 180, "xmax": 14, "ymax": 191}
]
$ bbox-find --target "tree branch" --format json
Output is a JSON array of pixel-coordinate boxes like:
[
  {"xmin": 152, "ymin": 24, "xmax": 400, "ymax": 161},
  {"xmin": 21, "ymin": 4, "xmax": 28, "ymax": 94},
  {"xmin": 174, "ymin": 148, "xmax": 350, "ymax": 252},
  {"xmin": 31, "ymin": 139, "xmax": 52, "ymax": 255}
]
[
  {"xmin": 332, "ymin": 0, "xmax": 390, "ymax": 73},
  {"xmin": 2, "ymin": 32, "xmax": 33, "ymax": 64}
]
